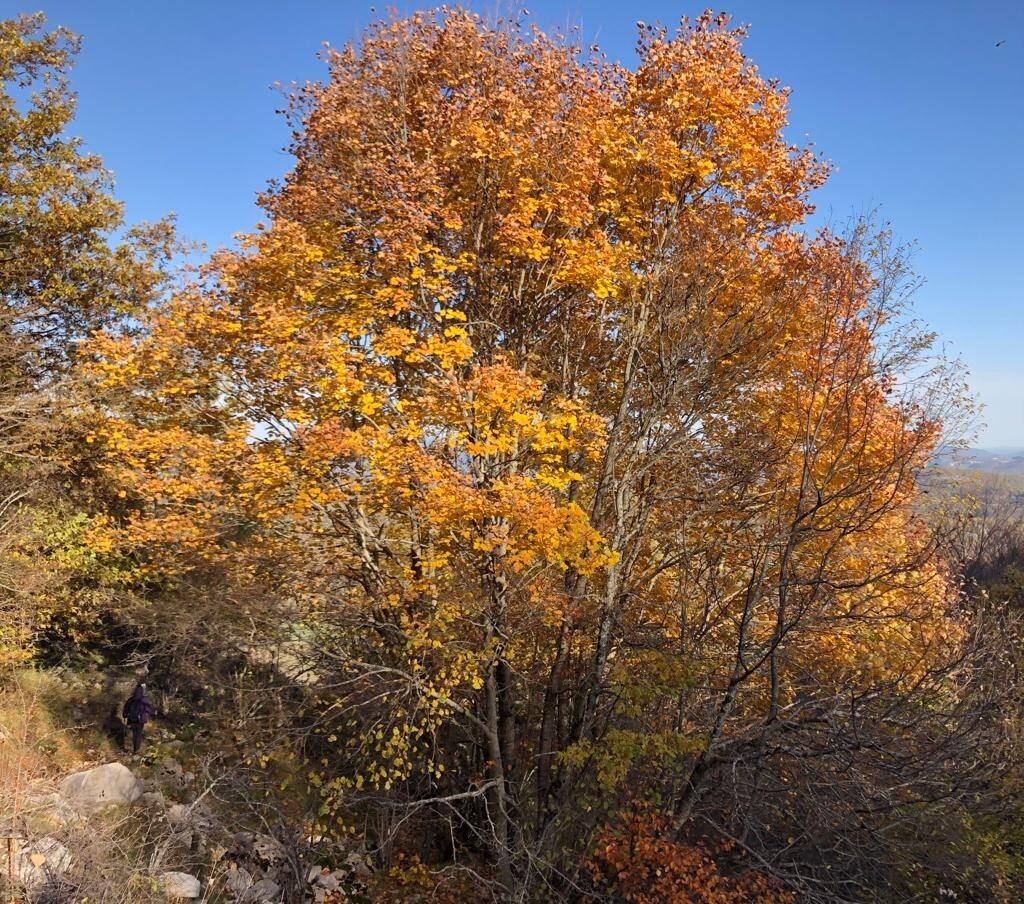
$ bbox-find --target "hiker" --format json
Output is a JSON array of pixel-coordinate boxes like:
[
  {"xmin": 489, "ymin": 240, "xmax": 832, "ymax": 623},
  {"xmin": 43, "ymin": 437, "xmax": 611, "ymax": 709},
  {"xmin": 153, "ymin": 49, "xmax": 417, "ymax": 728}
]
[{"xmin": 122, "ymin": 682, "xmax": 154, "ymax": 754}]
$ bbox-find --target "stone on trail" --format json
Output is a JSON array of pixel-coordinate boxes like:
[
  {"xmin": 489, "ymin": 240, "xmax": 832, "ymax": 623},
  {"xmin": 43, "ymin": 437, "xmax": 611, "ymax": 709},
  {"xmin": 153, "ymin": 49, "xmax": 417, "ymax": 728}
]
[
  {"xmin": 7, "ymin": 836, "xmax": 72, "ymax": 888},
  {"xmin": 141, "ymin": 789, "xmax": 167, "ymax": 809},
  {"xmin": 226, "ymin": 864, "xmax": 254, "ymax": 897},
  {"xmin": 315, "ymin": 870, "xmax": 342, "ymax": 891},
  {"xmin": 155, "ymin": 756, "xmax": 194, "ymax": 789},
  {"xmin": 159, "ymin": 871, "xmax": 202, "ymax": 898},
  {"xmin": 167, "ymin": 802, "xmax": 191, "ymax": 826},
  {"xmin": 253, "ymin": 832, "xmax": 286, "ymax": 862},
  {"xmin": 248, "ymin": 877, "xmax": 282, "ymax": 902},
  {"xmin": 25, "ymin": 789, "xmax": 78, "ymax": 826},
  {"xmin": 58, "ymin": 761, "xmax": 143, "ymax": 811}
]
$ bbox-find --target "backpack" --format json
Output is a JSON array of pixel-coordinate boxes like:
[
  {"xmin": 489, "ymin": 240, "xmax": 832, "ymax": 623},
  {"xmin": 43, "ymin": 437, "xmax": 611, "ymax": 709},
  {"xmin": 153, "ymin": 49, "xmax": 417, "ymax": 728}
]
[{"xmin": 125, "ymin": 695, "xmax": 149, "ymax": 724}]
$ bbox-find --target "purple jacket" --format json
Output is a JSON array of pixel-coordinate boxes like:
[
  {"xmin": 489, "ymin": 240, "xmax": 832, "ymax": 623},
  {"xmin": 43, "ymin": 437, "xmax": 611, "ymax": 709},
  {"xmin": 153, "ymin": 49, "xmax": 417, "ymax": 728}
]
[{"xmin": 123, "ymin": 687, "xmax": 155, "ymax": 725}]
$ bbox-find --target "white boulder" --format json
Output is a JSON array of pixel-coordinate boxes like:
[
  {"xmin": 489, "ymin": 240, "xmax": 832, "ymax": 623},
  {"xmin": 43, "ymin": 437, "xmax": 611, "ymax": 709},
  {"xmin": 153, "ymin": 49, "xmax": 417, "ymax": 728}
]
[
  {"xmin": 58, "ymin": 762, "xmax": 143, "ymax": 811},
  {"xmin": 159, "ymin": 871, "xmax": 201, "ymax": 898}
]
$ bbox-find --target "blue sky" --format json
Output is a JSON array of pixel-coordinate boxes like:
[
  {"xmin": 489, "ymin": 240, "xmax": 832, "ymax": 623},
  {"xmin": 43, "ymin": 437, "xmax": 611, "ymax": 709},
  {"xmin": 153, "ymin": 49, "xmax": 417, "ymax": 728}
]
[{"xmin": 11, "ymin": 0, "xmax": 1023, "ymax": 446}]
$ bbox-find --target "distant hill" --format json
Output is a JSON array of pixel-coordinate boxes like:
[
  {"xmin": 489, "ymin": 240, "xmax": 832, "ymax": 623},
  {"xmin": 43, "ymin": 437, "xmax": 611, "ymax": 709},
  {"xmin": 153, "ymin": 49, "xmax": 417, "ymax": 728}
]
[{"xmin": 934, "ymin": 448, "xmax": 1024, "ymax": 476}]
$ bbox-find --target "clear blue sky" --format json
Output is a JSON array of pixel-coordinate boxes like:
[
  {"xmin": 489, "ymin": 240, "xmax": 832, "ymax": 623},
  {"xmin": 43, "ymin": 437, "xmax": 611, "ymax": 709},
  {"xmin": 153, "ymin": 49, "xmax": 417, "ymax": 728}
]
[{"xmin": 10, "ymin": 0, "xmax": 1023, "ymax": 446}]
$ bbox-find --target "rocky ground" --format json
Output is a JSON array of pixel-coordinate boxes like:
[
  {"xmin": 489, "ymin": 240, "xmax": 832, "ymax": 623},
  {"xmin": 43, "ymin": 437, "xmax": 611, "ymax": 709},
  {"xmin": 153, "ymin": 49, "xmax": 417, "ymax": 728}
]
[{"xmin": 1, "ymin": 667, "xmax": 371, "ymax": 903}]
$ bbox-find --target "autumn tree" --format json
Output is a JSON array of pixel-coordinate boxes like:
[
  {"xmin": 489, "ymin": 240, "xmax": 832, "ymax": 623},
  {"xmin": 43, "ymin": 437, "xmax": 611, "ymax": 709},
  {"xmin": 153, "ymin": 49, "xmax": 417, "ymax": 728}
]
[
  {"xmin": 86, "ymin": 9, "xmax": 975, "ymax": 899},
  {"xmin": 0, "ymin": 13, "xmax": 172, "ymax": 667}
]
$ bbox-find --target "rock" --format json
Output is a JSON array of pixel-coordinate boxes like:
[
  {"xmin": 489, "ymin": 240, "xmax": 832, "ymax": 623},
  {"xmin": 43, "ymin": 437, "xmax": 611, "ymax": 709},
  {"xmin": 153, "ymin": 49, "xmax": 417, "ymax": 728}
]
[
  {"xmin": 58, "ymin": 762, "xmax": 142, "ymax": 811},
  {"xmin": 141, "ymin": 789, "xmax": 167, "ymax": 808},
  {"xmin": 316, "ymin": 871, "xmax": 341, "ymax": 891},
  {"xmin": 247, "ymin": 878, "xmax": 281, "ymax": 902},
  {"xmin": 159, "ymin": 871, "xmax": 201, "ymax": 898},
  {"xmin": 25, "ymin": 790, "xmax": 78, "ymax": 826},
  {"xmin": 196, "ymin": 836, "xmax": 210, "ymax": 857},
  {"xmin": 10, "ymin": 836, "xmax": 72, "ymax": 888},
  {"xmin": 167, "ymin": 803, "xmax": 191, "ymax": 826},
  {"xmin": 231, "ymin": 830, "xmax": 255, "ymax": 849},
  {"xmin": 155, "ymin": 757, "xmax": 186, "ymax": 787},
  {"xmin": 226, "ymin": 864, "xmax": 254, "ymax": 897},
  {"xmin": 171, "ymin": 827, "xmax": 195, "ymax": 849},
  {"xmin": 153, "ymin": 756, "xmax": 194, "ymax": 787},
  {"xmin": 346, "ymin": 850, "xmax": 371, "ymax": 878},
  {"xmin": 253, "ymin": 833, "xmax": 285, "ymax": 863}
]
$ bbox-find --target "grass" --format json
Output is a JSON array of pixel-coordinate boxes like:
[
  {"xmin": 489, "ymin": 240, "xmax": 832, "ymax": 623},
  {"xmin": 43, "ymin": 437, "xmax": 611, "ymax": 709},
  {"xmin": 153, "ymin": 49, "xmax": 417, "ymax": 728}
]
[{"xmin": 0, "ymin": 668, "xmax": 177, "ymax": 904}]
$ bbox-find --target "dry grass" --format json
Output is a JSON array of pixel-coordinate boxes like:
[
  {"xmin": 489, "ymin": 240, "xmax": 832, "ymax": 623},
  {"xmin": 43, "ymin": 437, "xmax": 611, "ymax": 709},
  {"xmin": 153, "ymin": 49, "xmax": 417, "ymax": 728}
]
[{"xmin": 0, "ymin": 669, "xmax": 185, "ymax": 904}]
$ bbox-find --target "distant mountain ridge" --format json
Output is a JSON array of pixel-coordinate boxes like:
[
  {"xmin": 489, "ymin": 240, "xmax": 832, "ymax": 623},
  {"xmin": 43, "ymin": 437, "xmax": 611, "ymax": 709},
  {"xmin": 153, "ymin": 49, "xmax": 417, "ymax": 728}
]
[{"xmin": 934, "ymin": 447, "xmax": 1024, "ymax": 476}]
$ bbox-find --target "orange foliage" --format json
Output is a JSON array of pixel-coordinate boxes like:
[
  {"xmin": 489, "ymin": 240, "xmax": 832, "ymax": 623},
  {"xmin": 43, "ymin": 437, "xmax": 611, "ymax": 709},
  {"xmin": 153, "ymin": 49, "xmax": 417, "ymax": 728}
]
[
  {"xmin": 80, "ymin": 7, "xmax": 966, "ymax": 894},
  {"xmin": 592, "ymin": 813, "xmax": 791, "ymax": 904}
]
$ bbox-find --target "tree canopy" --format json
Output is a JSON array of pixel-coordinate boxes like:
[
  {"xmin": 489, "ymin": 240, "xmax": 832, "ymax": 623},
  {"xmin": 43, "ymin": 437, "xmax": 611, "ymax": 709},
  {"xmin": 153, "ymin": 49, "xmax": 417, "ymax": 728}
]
[{"xmin": 2, "ymin": 9, "xmax": 1018, "ymax": 903}]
